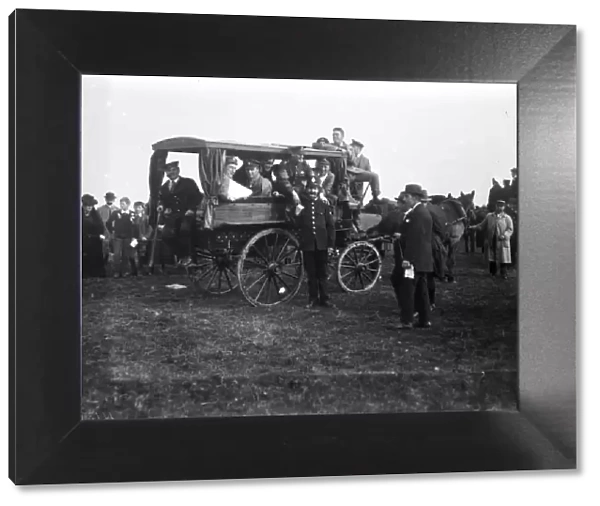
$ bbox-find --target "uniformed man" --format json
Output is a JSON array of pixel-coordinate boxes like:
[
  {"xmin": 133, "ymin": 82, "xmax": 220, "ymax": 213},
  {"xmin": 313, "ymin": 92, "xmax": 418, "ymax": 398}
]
[
  {"xmin": 297, "ymin": 181, "xmax": 336, "ymax": 309},
  {"xmin": 157, "ymin": 160, "xmax": 202, "ymax": 266},
  {"xmin": 273, "ymin": 148, "xmax": 312, "ymax": 207}
]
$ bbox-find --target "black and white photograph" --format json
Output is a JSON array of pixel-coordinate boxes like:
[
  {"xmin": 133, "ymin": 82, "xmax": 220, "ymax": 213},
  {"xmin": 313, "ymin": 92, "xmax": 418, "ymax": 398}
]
[{"xmin": 81, "ymin": 76, "xmax": 518, "ymax": 419}]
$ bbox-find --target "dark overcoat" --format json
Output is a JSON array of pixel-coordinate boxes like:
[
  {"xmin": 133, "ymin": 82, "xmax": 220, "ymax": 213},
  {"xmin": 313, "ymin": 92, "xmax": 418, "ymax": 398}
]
[
  {"xmin": 158, "ymin": 177, "xmax": 202, "ymax": 214},
  {"xmin": 399, "ymin": 203, "xmax": 434, "ymax": 272}
]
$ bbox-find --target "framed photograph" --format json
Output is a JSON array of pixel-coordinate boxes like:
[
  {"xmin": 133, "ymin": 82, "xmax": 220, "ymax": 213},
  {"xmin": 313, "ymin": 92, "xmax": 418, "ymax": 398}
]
[{"xmin": 9, "ymin": 9, "xmax": 576, "ymax": 485}]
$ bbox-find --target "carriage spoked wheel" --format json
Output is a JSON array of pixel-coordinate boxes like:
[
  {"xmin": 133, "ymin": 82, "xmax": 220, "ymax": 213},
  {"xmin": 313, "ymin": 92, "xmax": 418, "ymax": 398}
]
[
  {"xmin": 188, "ymin": 250, "xmax": 239, "ymax": 295},
  {"xmin": 237, "ymin": 228, "xmax": 304, "ymax": 307},
  {"xmin": 336, "ymin": 241, "xmax": 382, "ymax": 293}
]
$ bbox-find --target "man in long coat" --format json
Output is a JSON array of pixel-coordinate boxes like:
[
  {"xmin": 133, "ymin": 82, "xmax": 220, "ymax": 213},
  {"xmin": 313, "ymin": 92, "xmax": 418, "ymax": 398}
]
[
  {"xmin": 391, "ymin": 184, "xmax": 434, "ymax": 329},
  {"xmin": 157, "ymin": 161, "xmax": 203, "ymax": 266},
  {"xmin": 82, "ymin": 194, "xmax": 107, "ymax": 278},
  {"xmin": 469, "ymin": 200, "xmax": 514, "ymax": 279}
]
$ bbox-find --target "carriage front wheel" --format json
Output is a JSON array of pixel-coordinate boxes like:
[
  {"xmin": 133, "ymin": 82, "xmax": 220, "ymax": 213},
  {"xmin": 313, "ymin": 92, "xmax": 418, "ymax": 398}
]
[
  {"xmin": 336, "ymin": 241, "xmax": 382, "ymax": 293},
  {"xmin": 237, "ymin": 228, "xmax": 304, "ymax": 307},
  {"xmin": 187, "ymin": 249, "xmax": 239, "ymax": 294}
]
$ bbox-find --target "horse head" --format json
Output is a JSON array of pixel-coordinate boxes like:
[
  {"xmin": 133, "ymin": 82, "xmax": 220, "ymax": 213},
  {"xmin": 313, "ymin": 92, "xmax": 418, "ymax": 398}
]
[{"xmin": 458, "ymin": 190, "xmax": 476, "ymax": 214}]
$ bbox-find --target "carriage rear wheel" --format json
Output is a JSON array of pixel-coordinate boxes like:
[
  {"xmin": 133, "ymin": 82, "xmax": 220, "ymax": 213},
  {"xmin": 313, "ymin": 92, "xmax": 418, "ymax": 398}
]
[
  {"xmin": 188, "ymin": 249, "xmax": 239, "ymax": 294},
  {"xmin": 336, "ymin": 241, "xmax": 382, "ymax": 293},
  {"xmin": 237, "ymin": 228, "xmax": 304, "ymax": 307}
]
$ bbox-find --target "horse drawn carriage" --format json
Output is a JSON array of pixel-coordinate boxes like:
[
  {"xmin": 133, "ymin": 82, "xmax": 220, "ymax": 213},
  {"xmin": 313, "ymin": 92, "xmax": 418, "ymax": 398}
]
[{"xmin": 147, "ymin": 137, "xmax": 385, "ymax": 306}]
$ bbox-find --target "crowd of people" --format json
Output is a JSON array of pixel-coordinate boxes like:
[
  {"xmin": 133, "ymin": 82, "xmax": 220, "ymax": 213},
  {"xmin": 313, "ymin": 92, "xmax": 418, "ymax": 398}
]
[
  {"xmin": 82, "ymin": 127, "xmax": 515, "ymax": 329},
  {"xmin": 82, "ymin": 127, "xmax": 382, "ymax": 279},
  {"xmin": 82, "ymin": 192, "xmax": 155, "ymax": 278},
  {"xmin": 222, "ymin": 127, "xmax": 382, "ymax": 209}
]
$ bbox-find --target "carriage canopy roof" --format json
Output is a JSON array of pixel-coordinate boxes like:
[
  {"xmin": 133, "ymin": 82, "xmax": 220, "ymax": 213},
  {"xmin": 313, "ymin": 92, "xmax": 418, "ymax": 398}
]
[{"xmin": 151, "ymin": 136, "xmax": 346, "ymax": 160}]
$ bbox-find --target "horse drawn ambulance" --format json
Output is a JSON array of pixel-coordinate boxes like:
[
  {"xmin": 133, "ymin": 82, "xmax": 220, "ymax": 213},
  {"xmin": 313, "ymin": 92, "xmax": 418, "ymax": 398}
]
[{"xmin": 148, "ymin": 137, "xmax": 386, "ymax": 306}]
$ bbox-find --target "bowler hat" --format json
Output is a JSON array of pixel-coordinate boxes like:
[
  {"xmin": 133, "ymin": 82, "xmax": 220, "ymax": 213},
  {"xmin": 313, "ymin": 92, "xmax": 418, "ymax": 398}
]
[
  {"xmin": 403, "ymin": 183, "xmax": 426, "ymax": 197},
  {"xmin": 350, "ymin": 139, "xmax": 364, "ymax": 149},
  {"xmin": 104, "ymin": 192, "xmax": 116, "ymax": 200},
  {"xmin": 82, "ymin": 194, "xmax": 98, "ymax": 206},
  {"xmin": 421, "ymin": 189, "xmax": 432, "ymax": 202}
]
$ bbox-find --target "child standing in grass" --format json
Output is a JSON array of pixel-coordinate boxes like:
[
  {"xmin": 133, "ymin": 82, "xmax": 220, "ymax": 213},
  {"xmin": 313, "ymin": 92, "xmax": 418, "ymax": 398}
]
[
  {"xmin": 133, "ymin": 201, "xmax": 153, "ymax": 275},
  {"xmin": 106, "ymin": 197, "xmax": 137, "ymax": 277}
]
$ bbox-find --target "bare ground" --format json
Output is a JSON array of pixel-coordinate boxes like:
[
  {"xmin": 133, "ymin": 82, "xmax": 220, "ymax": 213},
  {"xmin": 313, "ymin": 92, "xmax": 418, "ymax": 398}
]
[{"xmin": 82, "ymin": 252, "xmax": 517, "ymax": 419}]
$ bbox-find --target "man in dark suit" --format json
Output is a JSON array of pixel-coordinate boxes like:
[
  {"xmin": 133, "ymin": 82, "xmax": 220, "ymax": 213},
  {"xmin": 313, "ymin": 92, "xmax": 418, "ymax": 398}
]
[
  {"xmin": 391, "ymin": 184, "xmax": 434, "ymax": 329},
  {"xmin": 157, "ymin": 161, "xmax": 203, "ymax": 266},
  {"xmin": 297, "ymin": 181, "xmax": 336, "ymax": 309}
]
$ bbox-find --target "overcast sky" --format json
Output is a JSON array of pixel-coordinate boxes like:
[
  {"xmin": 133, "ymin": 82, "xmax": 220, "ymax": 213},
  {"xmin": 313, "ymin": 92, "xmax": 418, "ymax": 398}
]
[{"xmin": 82, "ymin": 76, "xmax": 516, "ymax": 206}]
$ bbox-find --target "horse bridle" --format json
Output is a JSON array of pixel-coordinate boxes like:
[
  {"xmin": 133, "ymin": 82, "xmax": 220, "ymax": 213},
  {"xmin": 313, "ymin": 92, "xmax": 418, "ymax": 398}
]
[{"xmin": 445, "ymin": 216, "xmax": 467, "ymax": 226}]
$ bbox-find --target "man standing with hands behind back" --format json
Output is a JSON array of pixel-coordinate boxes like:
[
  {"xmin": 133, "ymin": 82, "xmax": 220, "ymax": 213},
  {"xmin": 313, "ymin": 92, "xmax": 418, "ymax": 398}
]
[{"xmin": 391, "ymin": 184, "xmax": 434, "ymax": 329}]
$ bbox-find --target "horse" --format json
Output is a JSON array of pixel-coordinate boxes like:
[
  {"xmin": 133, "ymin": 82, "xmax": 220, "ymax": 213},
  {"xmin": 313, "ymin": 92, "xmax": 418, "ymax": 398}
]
[
  {"xmin": 470, "ymin": 206, "xmax": 489, "ymax": 255},
  {"xmin": 366, "ymin": 197, "xmax": 468, "ymax": 282},
  {"xmin": 456, "ymin": 190, "xmax": 476, "ymax": 253}
]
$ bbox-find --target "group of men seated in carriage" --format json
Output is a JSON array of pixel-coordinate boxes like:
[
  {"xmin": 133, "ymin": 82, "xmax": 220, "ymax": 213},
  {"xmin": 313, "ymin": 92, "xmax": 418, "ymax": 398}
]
[{"xmin": 218, "ymin": 127, "xmax": 383, "ymax": 211}]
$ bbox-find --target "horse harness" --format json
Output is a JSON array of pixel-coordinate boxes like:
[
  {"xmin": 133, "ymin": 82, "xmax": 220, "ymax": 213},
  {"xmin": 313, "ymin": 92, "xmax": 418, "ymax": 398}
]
[{"xmin": 445, "ymin": 216, "xmax": 467, "ymax": 227}]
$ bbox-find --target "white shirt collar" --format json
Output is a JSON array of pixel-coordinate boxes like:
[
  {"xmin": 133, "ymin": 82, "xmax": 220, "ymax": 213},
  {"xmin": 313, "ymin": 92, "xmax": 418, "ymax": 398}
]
[{"xmin": 404, "ymin": 201, "xmax": 421, "ymax": 217}]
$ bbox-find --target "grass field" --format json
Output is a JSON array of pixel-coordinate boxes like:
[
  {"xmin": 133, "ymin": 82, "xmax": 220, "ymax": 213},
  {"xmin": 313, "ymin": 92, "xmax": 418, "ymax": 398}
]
[{"xmin": 82, "ymin": 251, "xmax": 517, "ymax": 419}]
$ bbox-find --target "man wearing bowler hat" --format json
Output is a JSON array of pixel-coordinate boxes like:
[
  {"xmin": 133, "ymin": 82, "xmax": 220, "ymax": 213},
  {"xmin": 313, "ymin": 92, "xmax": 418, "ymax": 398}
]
[
  {"xmin": 157, "ymin": 160, "xmax": 203, "ymax": 266},
  {"xmin": 97, "ymin": 191, "xmax": 119, "ymax": 224},
  {"xmin": 391, "ymin": 184, "xmax": 434, "ymax": 329}
]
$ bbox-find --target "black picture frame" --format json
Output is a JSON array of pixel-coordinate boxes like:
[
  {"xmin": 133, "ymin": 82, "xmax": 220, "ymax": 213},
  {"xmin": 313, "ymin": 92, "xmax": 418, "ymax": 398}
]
[{"xmin": 9, "ymin": 9, "xmax": 577, "ymax": 485}]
